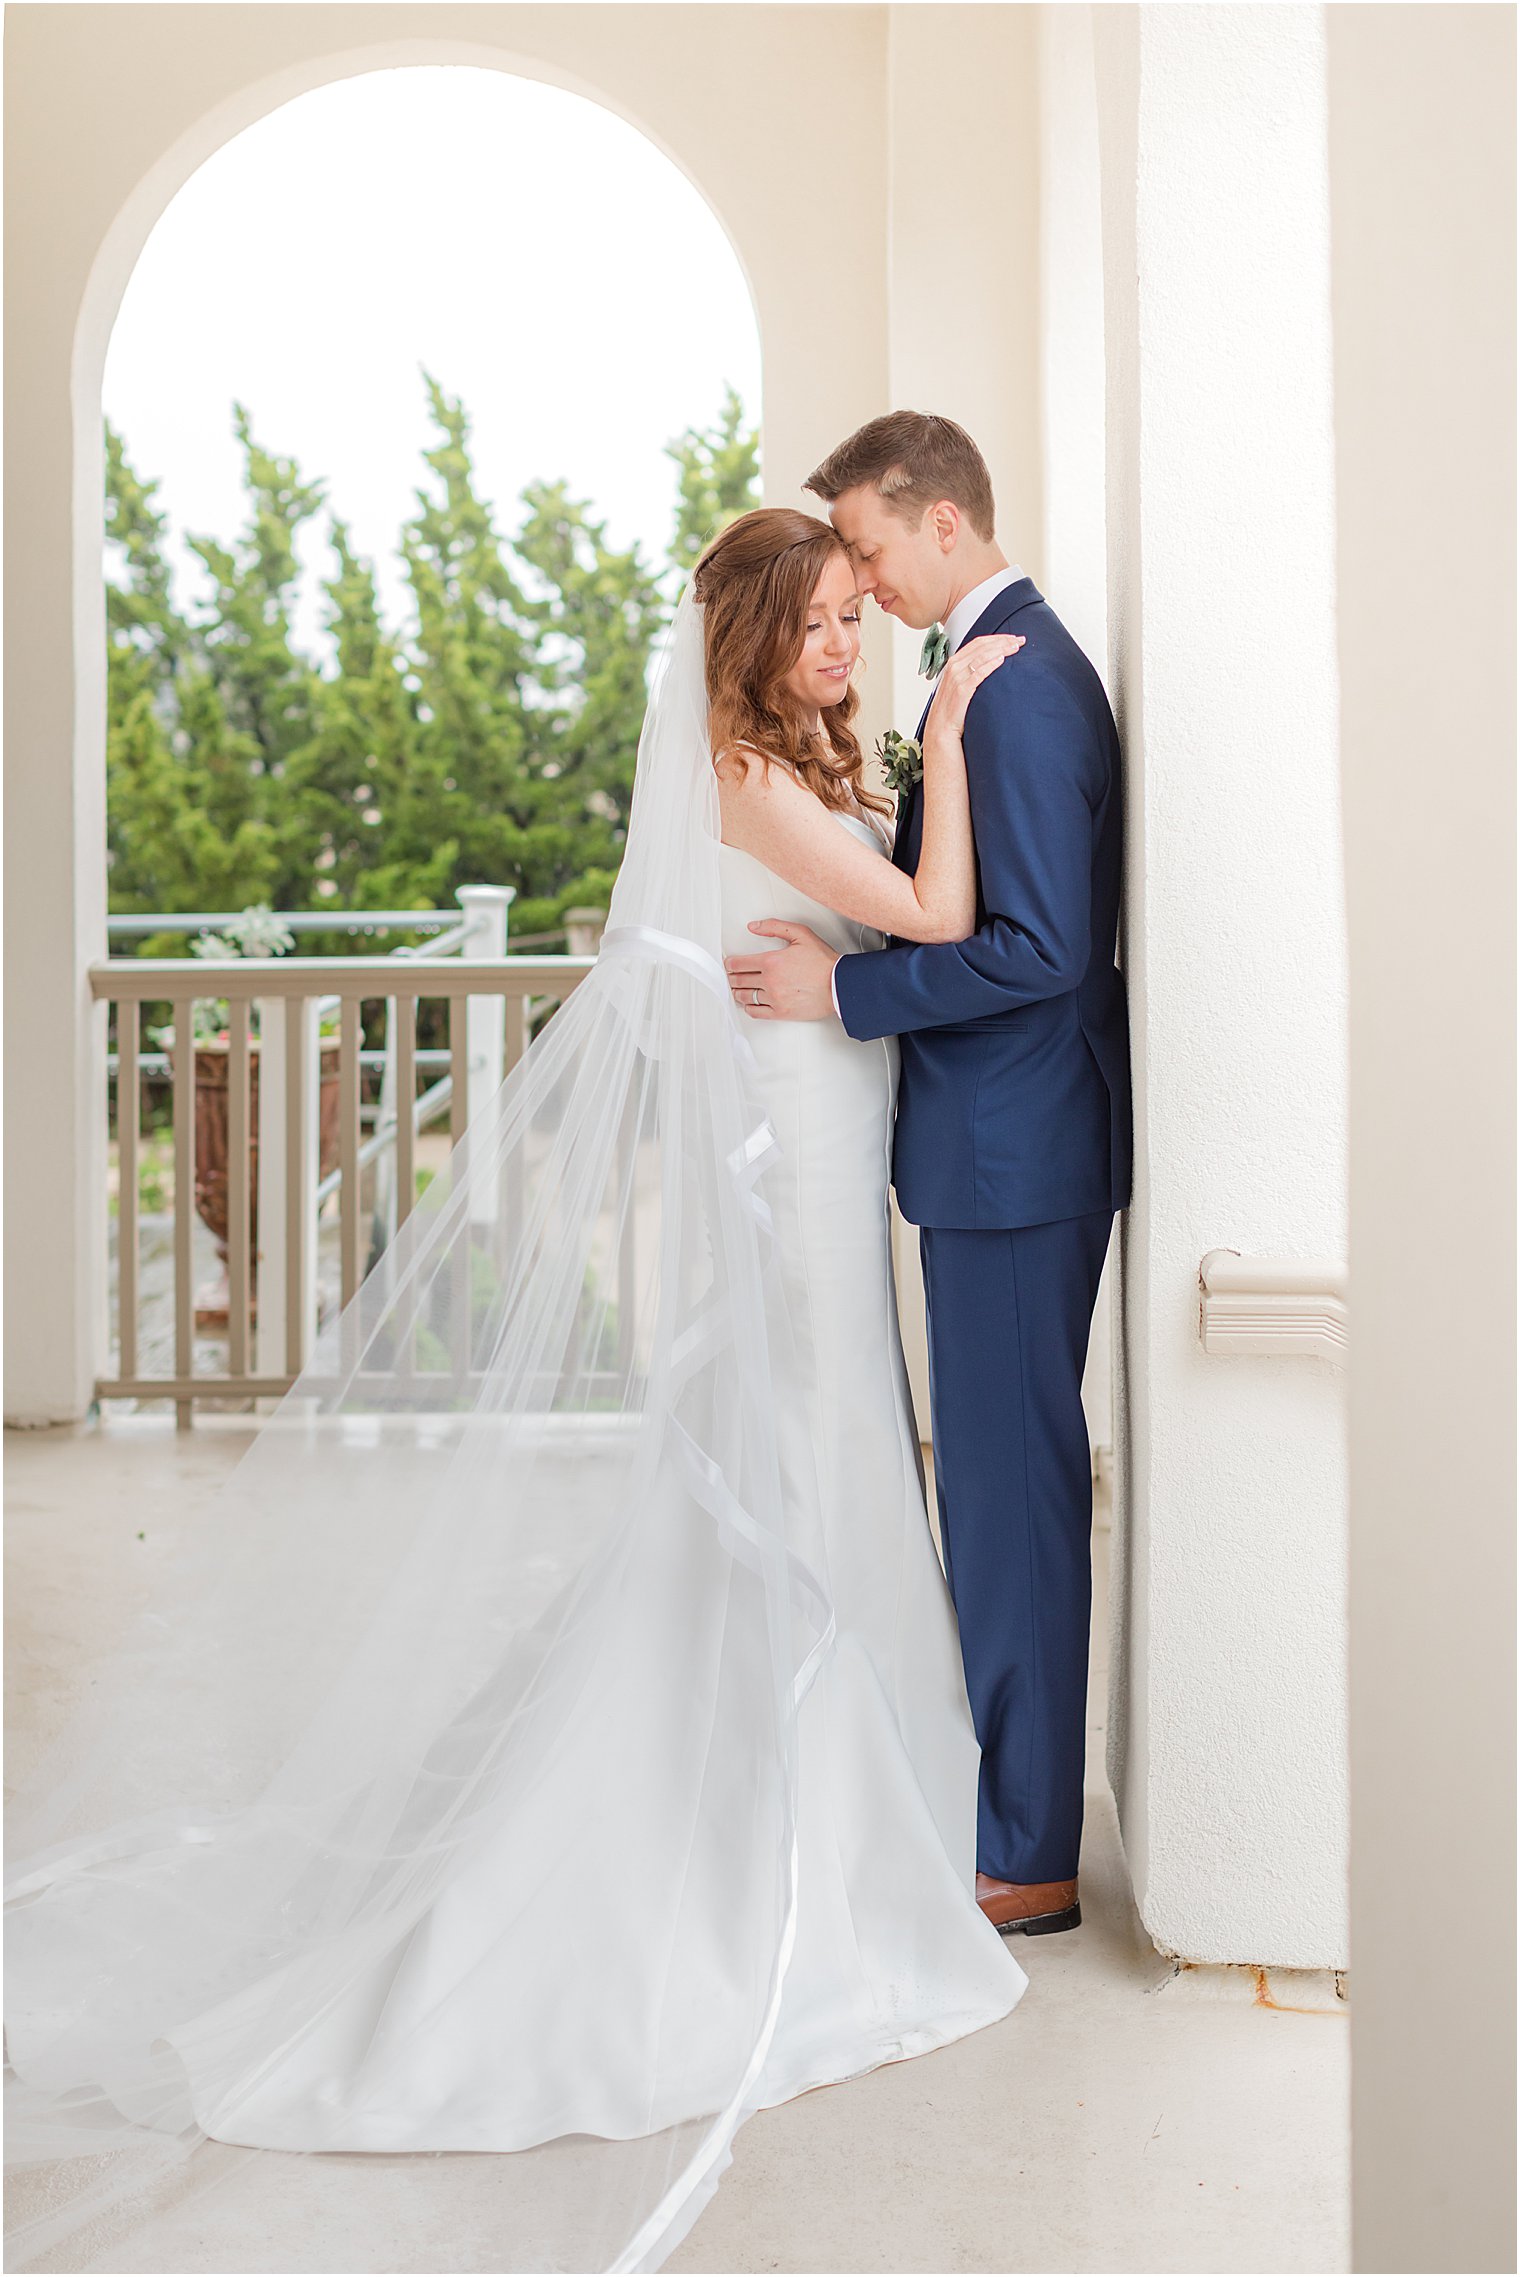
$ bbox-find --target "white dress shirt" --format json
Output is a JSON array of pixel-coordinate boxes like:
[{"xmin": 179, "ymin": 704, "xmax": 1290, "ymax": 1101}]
[
  {"xmin": 828, "ymin": 563, "xmax": 1026, "ymax": 1016},
  {"xmin": 939, "ymin": 563, "xmax": 1025, "ymax": 659}
]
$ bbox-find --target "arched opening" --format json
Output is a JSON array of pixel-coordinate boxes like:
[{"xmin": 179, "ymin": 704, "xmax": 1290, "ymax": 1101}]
[
  {"xmin": 101, "ymin": 63, "xmax": 762, "ymax": 671},
  {"xmin": 9, "ymin": 10, "xmax": 889, "ymax": 1432},
  {"xmin": 89, "ymin": 55, "xmax": 762, "ymax": 1391},
  {"xmin": 76, "ymin": 42, "xmax": 767, "ymax": 930}
]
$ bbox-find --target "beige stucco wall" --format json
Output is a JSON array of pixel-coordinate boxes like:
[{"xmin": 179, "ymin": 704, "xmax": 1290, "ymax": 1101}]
[
  {"xmin": 3, "ymin": 0, "xmax": 1045, "ymax": 1427},
  {"xmin": 12, "ymin": 38, "xmax": 1512, "ymax": 2242},
  {"xmin": 1324, "ymin": 8, "xmax": 1516, "ymax": 2270}
]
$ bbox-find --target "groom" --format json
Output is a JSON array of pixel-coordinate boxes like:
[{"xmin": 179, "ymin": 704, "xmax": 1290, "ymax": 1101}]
[{"xmin": 724, "ymin": 412, "xmax": 1132, "ymax": 1936}]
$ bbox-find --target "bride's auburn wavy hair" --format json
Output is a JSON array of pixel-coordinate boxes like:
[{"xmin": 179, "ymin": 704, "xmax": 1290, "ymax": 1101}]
[{"xmin": 692, "ymin": 509, "xmax": 894, "ymax": 823}]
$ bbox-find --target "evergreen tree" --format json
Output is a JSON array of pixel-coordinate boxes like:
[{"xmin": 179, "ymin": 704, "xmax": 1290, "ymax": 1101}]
[
  {"xmin": 377, "ymin": 374, "xmax": 538, "ymax": 909},
  {"xmin": 104, "ymin": 424, "xmax": 192, "ymax": 695},
  {"xmin": 508, "ymin": 478, "xmax": 666, "ymax": 931},
  {"xmin": 108, "ymin": 674, "xmax": 279, "ymax": 914},
  {"xmin": 279, "ymin": 518, "xmax": 421, "ymax": 915},
  {"xmin": 104, "ymin": 422, "xmax": 277, "ymax": 919},
  {"xmin": 182, "ymin": 404, "xmax": 326, "ymax": 850},
  {"xmin": 401, "ymin": 374, "xmax": 535, "ymax": 788},
  {"xmin": 103, "ymin": 381, "xmax": 763, "ymax": 938},
  {"xmin": 665, "ymin": 382, "xmax": 762, "ymax": 583}
]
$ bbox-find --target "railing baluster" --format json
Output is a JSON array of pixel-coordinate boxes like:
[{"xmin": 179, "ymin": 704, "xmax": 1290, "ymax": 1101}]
[
  {"xmin": 395, "ymin": 994, "xmax": 417, "ymax": 1229},
  {"xmin": 284, "ymin": 998, "xmax": 310, "ymax": 1381},
  {"xmin": 498, "ymin": 995, "xmax": 527, "ymax": 1275},
  {"xmin": 394, "ymin": 992, "xmax": 419, "ymax": 1388},
  {"xmin": 117, "ymin": 1002, "xmax": 139, "ymax": 1384},
  {"xmin": 339, "ymin": 996, "xmax": 362, "ymax": 1309},
  {"xmin": 449, "ymin": 993, "xmax": 471, "ymax": 1399},
  {"xmin": 254, "ymin": 997, "xmax": 286, "ymax": 1383},
  {"xmin": 227, "ymin": 996, "xmax": 252, "ymax": 1380},
  {"xmin": 91, "ymin": 953, "xmax": 596, "ymax": 1418},
  {"xmin": 618, "ymin": 1086, "xmax": 638, "ymax": 1384},
  {"xmin": 449, "ymin": 995, "xmax": 468, "ymax": 1145},
  {"xmin": 172, "ymin": 995, "xmax": 195, "ymax": 1431},
  {"xmin": 503, "ymin": 994, "xmax": 528, "ymax": 1080}
]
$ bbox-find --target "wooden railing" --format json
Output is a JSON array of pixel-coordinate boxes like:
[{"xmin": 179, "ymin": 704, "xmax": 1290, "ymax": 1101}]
[{"xmin": 95, "ymin": 956, "xmax": 593, "ymax": 1426}]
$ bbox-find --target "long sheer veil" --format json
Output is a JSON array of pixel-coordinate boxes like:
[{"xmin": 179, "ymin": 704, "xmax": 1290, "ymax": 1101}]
[{"xmin": 5, "ymin": 586, "xmax": 836, "ymax": 2273}]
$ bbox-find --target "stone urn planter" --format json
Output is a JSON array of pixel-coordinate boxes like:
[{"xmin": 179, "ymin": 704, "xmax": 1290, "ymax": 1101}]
[{"xmin": 180, "ymin": 1036, "xmax": 343, "ymax": 1330}]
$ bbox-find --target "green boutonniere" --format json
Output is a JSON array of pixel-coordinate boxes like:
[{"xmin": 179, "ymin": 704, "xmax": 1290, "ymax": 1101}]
[{"xmin": 876, "ymin": 728, "xmax": 924, "ymax": 797}]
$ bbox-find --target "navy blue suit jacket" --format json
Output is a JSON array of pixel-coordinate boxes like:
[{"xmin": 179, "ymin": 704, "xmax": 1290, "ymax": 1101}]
[{"xmin": 833, "ymin": 578, "xmax": 1132, "ymax": 1230}]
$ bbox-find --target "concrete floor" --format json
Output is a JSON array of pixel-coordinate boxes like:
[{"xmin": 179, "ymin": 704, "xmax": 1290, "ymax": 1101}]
[{"xmin": 4, "ymin": 1418, "xmax": 1349, "ymax": 2273}]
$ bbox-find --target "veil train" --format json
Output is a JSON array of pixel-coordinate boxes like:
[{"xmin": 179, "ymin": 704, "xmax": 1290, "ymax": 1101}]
[{"xmin": 4, "ymin": 588, "xmax": 833, "ymax": 2273}]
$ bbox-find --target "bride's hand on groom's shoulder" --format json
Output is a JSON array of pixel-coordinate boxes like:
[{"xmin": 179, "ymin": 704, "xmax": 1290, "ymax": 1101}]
[{"xmin": 926, "ymin": 634, "xmax": 1026, "ymax": 743}]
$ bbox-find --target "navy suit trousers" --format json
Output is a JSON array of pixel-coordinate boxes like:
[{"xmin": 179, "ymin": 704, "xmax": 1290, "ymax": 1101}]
[{"xmin": 919, "ymin": 1210, "xmax": 1113, "ymax": 1884}]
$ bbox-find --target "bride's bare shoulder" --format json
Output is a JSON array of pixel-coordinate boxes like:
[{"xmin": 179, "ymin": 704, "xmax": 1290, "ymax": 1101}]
[{"xmin": 713, "ymin": 740, "xmax": 796, "ymax": 798}]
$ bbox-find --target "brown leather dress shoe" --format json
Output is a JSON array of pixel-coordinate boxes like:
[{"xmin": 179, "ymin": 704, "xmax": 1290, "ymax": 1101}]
[{"xmin": 976, "ymin": 1871, "xmax": 1081, "ymax": 1936}]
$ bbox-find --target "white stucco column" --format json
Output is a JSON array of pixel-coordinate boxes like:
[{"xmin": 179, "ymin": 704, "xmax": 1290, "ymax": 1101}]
[
  {"xmin": 1089, "ymin": 4, "xmax": 1350, "ymax": 1965},
  {"xmin": 1324, "ymin": 9, "xmax": 1516, "ymax": 2269},
  {"xmin": 2, "ymin": 80, "xmax": 112, "ymax": 1425}
]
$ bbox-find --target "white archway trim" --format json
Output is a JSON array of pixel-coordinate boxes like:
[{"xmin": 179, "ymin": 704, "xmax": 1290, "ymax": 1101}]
[
  {"xmin": 1198, "ymin": 1249, "xmax": 1349, "ymax": 1365},
  {"xmin": 73, "ymin": 37, "xmax": 762, "ymax": 387}
]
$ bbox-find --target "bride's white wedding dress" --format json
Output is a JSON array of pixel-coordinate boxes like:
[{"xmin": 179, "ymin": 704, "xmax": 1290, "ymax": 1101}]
[
  {"xmin": 722, "ymin": 812, "xmax": 1028, "ymax": 2109},
  {"xmin": 172, "ymin": 810, "xmax": 1025, "ymax": 2159}
]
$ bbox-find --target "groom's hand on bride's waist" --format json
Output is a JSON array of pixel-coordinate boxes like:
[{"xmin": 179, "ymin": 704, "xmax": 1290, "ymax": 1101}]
[{"xmin": 724, "ymin": 922, "xmax": 841, "ymax": 1021}]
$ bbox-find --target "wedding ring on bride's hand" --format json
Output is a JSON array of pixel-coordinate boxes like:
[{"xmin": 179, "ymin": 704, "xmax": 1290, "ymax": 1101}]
[{"xmin": 751, "ymin": 988, "xmax": 762, "ymax": 1006}]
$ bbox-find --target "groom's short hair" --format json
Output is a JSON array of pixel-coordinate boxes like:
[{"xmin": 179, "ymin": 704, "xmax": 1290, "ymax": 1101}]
[{"xmin": 805, "ymin": 412, "xmax": 996, "ymax": 543}]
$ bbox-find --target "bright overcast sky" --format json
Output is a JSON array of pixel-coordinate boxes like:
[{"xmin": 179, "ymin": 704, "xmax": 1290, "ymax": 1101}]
[{"xmin": 104, "ymin": 67, "xmax": 762, "ymax": 660}]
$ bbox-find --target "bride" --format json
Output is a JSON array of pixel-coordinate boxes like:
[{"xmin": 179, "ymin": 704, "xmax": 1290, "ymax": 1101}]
[{"xmin": 5, "ymin": 508, "xmax": 1026, "ymax": 2274}]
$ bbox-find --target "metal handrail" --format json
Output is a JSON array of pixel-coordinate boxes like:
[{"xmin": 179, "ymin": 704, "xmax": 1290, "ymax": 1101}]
[
  {"xmin": 105, "ymin": 909, "xmax": 468, "ymax": 938},
  {"xmin": 314, "ymin": 1076, "xmax": 454, "ymax": 1208},
  {"xmin": 389, "ymin": 923, "xmax": 470, "ymax": 962}
]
